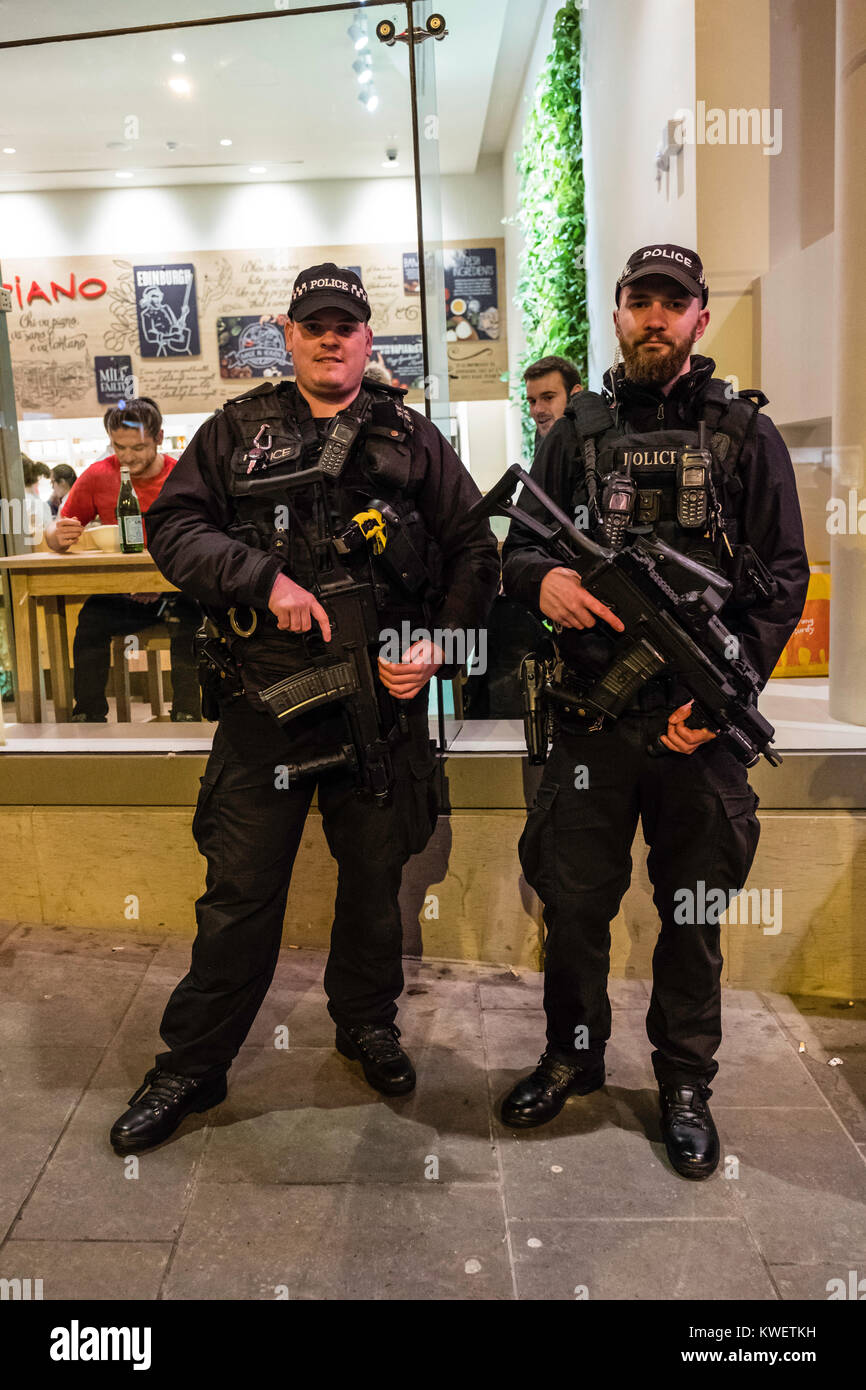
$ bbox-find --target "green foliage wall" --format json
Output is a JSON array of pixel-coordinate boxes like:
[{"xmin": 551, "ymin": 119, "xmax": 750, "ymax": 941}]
[{"xmin": 514, "ymin": 0, "xmax": 587, "ymax": 455}]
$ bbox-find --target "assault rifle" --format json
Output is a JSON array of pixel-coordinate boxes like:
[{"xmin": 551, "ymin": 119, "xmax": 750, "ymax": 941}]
[
  {"xmin": 467, "ymin": 464, "xmax": 781, "ymax": 769},
  {"xmin": 203, "ymin": 461, "xmax": 417, "ymax": 801}
]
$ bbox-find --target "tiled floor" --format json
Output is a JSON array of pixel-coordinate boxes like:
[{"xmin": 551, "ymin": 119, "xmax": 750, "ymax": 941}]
[{"xmin": 0, "ymin": 920, "xmax": 864, "ymax": 1301}]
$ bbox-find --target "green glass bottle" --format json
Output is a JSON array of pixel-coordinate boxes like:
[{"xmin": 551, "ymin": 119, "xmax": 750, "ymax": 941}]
[{"xmin": 117, "ymin": 465, "xmax": 144, "ymax": 553}]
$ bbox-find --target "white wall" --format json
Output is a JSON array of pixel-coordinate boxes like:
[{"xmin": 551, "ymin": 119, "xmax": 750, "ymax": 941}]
[
  {"xmin": 760, "ymin": 232, "xmax": 834, "ymax": 430},
  {"xmin": 0, "ymin": 163, "xmax": 504, "ymax": 259},
  {"xmin": 759, "ymin": 0, "xmax": 835, "ymax": 433},
  {"xmin": 582, "ymin": 0, "xmax": 697, "ymax": 389}
]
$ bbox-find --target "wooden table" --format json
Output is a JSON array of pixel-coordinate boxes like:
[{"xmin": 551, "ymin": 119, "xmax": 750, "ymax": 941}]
[{"xmin": 0, "ymin": 551, "xmax": 178, "ymax": 723}]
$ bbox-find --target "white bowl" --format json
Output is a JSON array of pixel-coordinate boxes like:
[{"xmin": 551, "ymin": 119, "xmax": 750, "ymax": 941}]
[{"xmin": 85, "ymin": 524, "xmax": 121, "ymax": 552}]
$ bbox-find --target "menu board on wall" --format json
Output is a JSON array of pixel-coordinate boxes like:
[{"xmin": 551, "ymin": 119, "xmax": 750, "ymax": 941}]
[
  {"xmin": 133, "ymin": 262, "xmax": 200, "ymax": 358},
  {"xmin": 217, "ymin": 315, "xmax": 292, "ymax": 380},
  {"xmin": 94, "ymin": 354, "xmax": 135, "ymax": 405},
  {"xmin": 3, "ymin": 240, "xmax": 507, "ymax": 419}
]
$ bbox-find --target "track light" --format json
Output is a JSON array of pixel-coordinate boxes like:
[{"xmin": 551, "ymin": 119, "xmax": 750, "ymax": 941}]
[{"xmin": 348, "ymin": 12, "xmax": 369, "ymax": 51}]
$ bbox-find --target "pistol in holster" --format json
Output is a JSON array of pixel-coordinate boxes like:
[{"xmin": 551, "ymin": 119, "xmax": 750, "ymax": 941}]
[
  {"xmin": 520, "ymin": 653, "xmax": 553, "ymax": 765},
  {"xmin": 194, "ymin": 618, "xmax": 244, "ymax": 721}
]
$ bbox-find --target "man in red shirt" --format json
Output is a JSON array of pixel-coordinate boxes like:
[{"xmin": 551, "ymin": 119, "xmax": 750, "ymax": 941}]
[{"xmin": 45, "ymin": 397, "xmax": 201, "ymax": 722}]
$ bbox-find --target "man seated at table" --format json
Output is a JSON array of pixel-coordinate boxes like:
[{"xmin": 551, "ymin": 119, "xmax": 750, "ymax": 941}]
[{"xmin": 44, "ymin": 397, "xmax": 201, "ymax": 723}]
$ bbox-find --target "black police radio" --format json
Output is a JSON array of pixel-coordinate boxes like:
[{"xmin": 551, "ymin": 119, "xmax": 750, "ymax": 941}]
[
  {"xmin": 318, "ymin": 417, "xmax": 363, "ymax": 479},
  {"xmin": 600, "ymin": 471, "xmax": 637, "ymax": 549},
  {"xmin": 599, "ymin": 454, "xmax": 636, "ymax": 550},
  {"xmin": 676, "ymin": 423, "xmax": 712, "ymax": 529}
]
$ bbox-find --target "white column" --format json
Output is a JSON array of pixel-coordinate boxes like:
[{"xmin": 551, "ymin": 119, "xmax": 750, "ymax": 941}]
[{"xmin": 829, "ymin": 0, "xmax": 866, "ymax": 723}]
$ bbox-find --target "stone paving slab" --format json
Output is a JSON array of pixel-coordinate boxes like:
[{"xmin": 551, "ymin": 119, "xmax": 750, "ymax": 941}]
[
  {"xmin": 721, "ymin": 1107, "xmax": 866, "ymax": 1266},
  {"xmin": 0, "ymin": 1046, "xmax": 103, "ymax": 1243},
  {"xmin": 0, "ymin": 951, "xmax": 148, "ymax": 1047},
  {"xmin": 712, "ymin": 1013, "xmax": 826, "ymax": 1108},
  {"xmin": 762, "ymin": 992, "xmax": 866, "ymax": 1142},
  {"xmin": 0, "ymin": 1240, "xmax": 171, "ymax": 1301},
  {"xmin": 1, "ymin": 921, "xmax": 166, "ymax": 963},
  {"xmin": 495, "ymin": 1088, "xmax": 737, "ymax": 1221},
  {"xmin": 201, "ymin": 1045, "xmax": 496, "ymax": 1186},
  {"xmin": 509, "ymin": 1217, "xmax": 778, "ymax": 1300},
  {"xmin": 163, "ymin": 1182, "xmax": 513, "ymax": 1300},
  {"xmin": 10, "ymin": 1048, "xmax": 213, "ymax": 1243}
]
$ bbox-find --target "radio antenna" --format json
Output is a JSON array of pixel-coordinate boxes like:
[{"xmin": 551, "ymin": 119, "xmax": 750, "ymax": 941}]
[{"xmin": 609, "ymin": 339, "xmax": 624, "ymax": 422}]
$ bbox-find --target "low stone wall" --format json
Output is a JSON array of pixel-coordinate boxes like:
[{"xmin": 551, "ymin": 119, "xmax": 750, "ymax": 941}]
[{"xmin": 1, "ymin": 773, "xmax": 864, "ymax": 996}]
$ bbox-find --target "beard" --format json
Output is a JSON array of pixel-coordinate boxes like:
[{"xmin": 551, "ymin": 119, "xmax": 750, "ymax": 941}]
[{"xmin": 618, "ymin": 327, "xmax": 697, "ymax": 387}]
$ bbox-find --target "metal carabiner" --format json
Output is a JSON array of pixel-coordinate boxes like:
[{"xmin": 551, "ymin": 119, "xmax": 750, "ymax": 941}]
[
  {"xmin": 228, "ymin": 606, "xmax": 258, "ymax": 637},
  {"xmin": 246, "ymin": 424, "xmax": 273, "ymax": 474}
]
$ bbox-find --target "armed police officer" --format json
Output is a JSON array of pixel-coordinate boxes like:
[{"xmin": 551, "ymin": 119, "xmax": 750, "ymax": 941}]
[
  {"xmin": 109, "ymin": 263, "xmax": 499, "ymax": 1155},
  {"xmin": 499, "ymin": 244, "xmax": 809, "ymax": 1178}
]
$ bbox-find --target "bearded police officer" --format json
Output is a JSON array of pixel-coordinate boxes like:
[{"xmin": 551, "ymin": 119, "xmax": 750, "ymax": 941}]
[
  {"xmin": 500, "ymin": 244, "xmax": 809, "ymax": 1178},
  {"xmin": 109, "ymin": 263, "xmax": 499, "ymax": 1154}
]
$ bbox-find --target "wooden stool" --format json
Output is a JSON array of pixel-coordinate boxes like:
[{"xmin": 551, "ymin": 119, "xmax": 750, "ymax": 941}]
[{"xmin": 111, "ymin": 626, "xmax": 171, "ymax": 721}]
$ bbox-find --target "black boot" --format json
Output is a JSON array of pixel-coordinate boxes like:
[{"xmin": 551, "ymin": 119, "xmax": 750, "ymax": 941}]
[
  {"xmin": 500, "ymin": 1049, "xmax": 606, "ymax": 1128},
  {"xmin": 335, "ymin": 1024, "xmax": 416, "ymax": 1096},
  {"xmin": 658, "ymin": 1081, "xmax": 720, "ymax": 1180},
  {"xmin": 109, "ymin": 1066, "xmax": 227, "ymax": 1154}
]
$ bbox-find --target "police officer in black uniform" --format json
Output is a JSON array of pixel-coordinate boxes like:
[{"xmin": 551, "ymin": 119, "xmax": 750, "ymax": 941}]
[
  {"xmin": 109, "ymin": 263, "xmax": 499, "ymax": 1154},
  {"xmin": 499, "ymin": 244, "xmax": 809, "ymax": 1178}
]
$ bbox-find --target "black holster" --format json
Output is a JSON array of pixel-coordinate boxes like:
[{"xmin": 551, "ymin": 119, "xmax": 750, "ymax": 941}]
[{"xmin": 195, "ymin": 619, "xmax": 244, "ymax": 721}]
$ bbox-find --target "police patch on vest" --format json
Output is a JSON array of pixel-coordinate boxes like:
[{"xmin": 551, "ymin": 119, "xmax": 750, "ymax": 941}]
[{"xmin": 622, "ymin": 448, "xmax": 678, "ymax": 471}]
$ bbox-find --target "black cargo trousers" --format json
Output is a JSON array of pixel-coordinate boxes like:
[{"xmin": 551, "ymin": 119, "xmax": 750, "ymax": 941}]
[
  {"xmin": 519, "ymin": 712, "xmax": 761, "ymax": 1087},
  {"xmin": 156, "ymin": 692, "xmax": 438, "ymax": 1081}
]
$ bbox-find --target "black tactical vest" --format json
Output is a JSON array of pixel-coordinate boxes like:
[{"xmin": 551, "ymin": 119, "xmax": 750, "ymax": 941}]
[
  {"xmin": 218, "ymin": 375, "xmax": 441, "ymax": 614},
  {"xmin": 564, "ymin": 378, "xmax": 767, "ymax": 570}
]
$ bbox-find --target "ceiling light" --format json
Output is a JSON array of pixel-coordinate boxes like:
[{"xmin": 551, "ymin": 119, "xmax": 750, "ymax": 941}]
[
  {"xmin": 359, "ymin": 88, "xmax": 379, "ymax": 113},
  {"xmin": 168, "ymin": 77, "xmax": 191, "ymax": 96},
  {"xmin": 115, "ymin": 170, "xmax": 134, "ymax": 179},
  {"xmin": 348, "ymin": 12, "xmax": 369, "ymax": 51},
  {"xmin": 249, "ymin": 166, "xmax": 267, "ymax": 174},
  {"xmin": 3, "ymin": 147, "xmax": 16, "ymax": 155},
  {"xmin": 381, "ymin": 159, "xmax": 399, "ymax": 168},
  {"xmin": 353, "ymin": 55, "xmax": 372, "ymax": 81},
  {"xmin": 220, "ymin": 138, "xmax": 233, "ymax": 147},
  {"xmin": 172, "ymin": 52, "xmax": 186, "ymax": 63}
]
